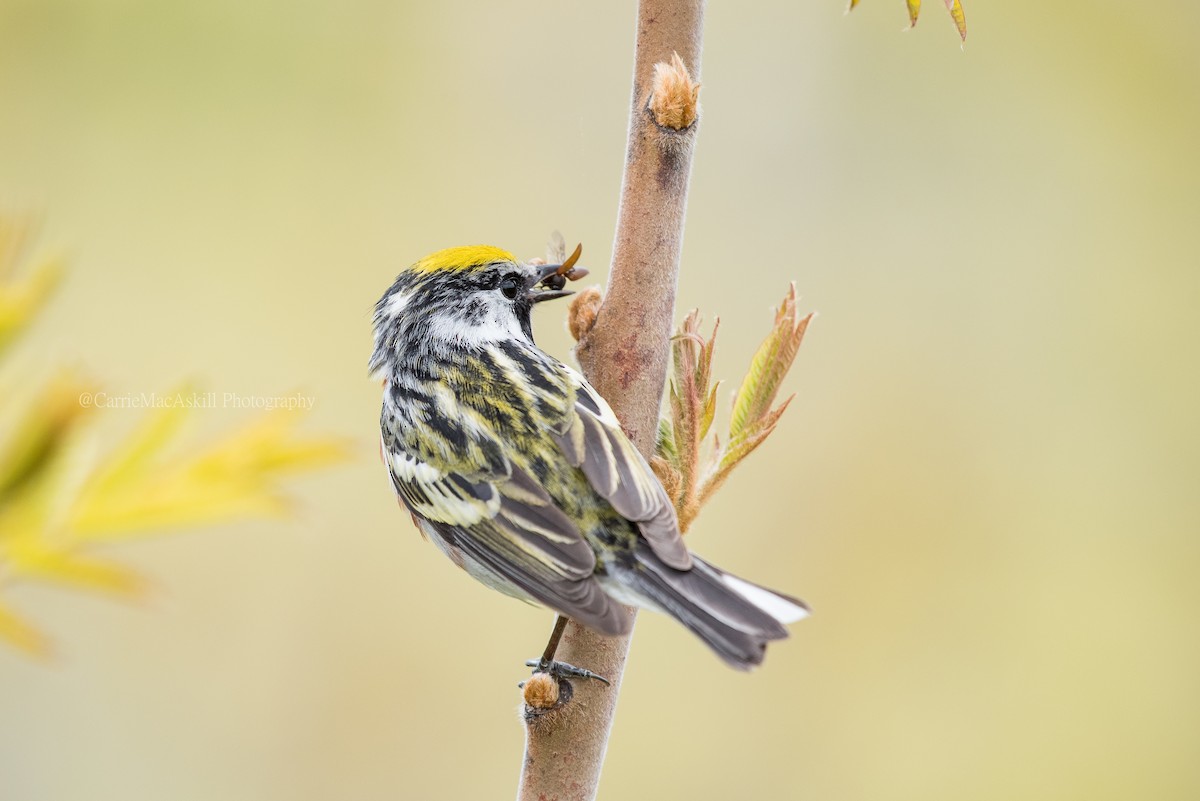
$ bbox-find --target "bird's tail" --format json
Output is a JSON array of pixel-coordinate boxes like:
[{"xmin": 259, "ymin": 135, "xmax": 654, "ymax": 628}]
[{"xmin": 611, "ymin": 543, "xmax": 809, "ymax": 669}]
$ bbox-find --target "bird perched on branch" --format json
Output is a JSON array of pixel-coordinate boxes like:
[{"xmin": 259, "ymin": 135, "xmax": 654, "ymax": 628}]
[{"xmin": 370, "ymin": 244, "xmax": 807, "ymax": 674}]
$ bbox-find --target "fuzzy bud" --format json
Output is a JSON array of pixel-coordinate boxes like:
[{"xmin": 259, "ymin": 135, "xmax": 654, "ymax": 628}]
[
  {"xmin": 648, "ymin": 52, "xmax": 700, "ymax": 130},
  {"xmin": 522, "ymin": 672, "xmax": 560, "ymax": 709},
  {"xmin": 568, "ymin": 286, "xmax": 603, "ymax": 342}
]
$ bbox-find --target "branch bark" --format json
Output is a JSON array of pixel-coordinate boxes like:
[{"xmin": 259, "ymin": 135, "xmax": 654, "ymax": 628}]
[{"xmin": 516, "ymin": 2, "xmax": 705, "ymax": 799}]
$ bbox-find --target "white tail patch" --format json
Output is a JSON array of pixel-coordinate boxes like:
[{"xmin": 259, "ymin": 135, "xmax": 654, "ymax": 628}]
[{"xmin": 721, "ymin": 574, "xmax": 810, "ymax": 624}]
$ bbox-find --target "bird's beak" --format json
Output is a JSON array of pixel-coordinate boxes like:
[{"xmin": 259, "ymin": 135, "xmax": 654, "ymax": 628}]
[
  {"xmin": 527, "ymin": 262, "xmax": 576, "ymax": 304},
  {"xmin": 527, "ymin": 243, "xmax": 589, "ymax": 304}
]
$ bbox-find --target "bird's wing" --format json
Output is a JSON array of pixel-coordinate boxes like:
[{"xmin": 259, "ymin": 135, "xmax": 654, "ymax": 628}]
[
  {"xmin": 382, "ymin": 438, "xmax": 625, "ymax": 634},
  {"xmin": 554, "ymin": 371, "xmax": 693, "ymax": 571}
]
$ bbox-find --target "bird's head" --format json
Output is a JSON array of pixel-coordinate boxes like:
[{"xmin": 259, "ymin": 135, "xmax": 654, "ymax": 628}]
[{"xmin": 370, "ymin": 244, "xmax": 586, "ymax": 376}]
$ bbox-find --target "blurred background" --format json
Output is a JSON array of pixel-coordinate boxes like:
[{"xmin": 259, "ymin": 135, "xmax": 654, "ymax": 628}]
[{"xmin": 1, "ymin": 0, "xmax": 1198, "ymax": 799}]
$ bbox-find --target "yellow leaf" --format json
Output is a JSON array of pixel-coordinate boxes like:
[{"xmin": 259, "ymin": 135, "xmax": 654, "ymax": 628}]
[
  {"xmin": 81, "ymin": 386, "xmax": 193, "ymax": 496},
  {"xmin": 5, "ymin": 540, "xmax": 148, "ymax": 597},
  {"xmin": 0, "ymin": 213, "xmax": 37, "ymax": 280},
  {"xmin": 0, "ymin": 409, "xmax": 83, "ymax": 549},
  {"xmin": 848, "ymin": 0, "xmax": 966, "ymax": 41},
  {"xmin": 0, "ymin": 256, "xmax": 63, "ymax": 357},
  {"xmin": 193, "ymin": 409, "xmax": 349, "ymax": 476},
  {"xmin": 945, "ymin": 0, "xmax": 967, "ymax": 41},
  {"xmin": 71, "ymin": 479, "xmax": 290, "ymax": 537},
  {"xmin": 0, "ymin": 215, "xmax": 353, "ymax": 658},
  {"xmin": 0, "ymin": 600, "xmax": 51, "ymax": 658},
  {"xmin": 70, "ymin": 403, "xmax": 349, "ymax": 539},
  {"xmin": 0, "ymin": 372, "xmax": 94, "ymax": 506}
]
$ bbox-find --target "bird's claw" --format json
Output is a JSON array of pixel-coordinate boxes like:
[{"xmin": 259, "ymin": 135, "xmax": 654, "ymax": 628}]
[{"xmin": 517, "ymin": 658, "xmax": 610, "ymax": 687}]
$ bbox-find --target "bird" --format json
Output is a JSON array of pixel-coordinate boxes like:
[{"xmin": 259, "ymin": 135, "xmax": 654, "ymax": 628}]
[{"xmin": 370, "ymin": 244, "xmax": 808, "ymax": 673}]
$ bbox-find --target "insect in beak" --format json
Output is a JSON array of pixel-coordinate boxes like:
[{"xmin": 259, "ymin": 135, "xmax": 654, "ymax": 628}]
[{"xmin": 529, "ymin": 242, "xmax": 590, "ymax": 303}]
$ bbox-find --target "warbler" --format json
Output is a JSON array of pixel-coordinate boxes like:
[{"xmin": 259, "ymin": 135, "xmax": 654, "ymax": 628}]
[{"xmin": 370, "ymin": 244, "xmax": 807, "ymax": 670}]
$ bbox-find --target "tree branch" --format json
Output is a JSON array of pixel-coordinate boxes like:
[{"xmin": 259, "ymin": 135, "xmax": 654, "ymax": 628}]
[{"xmin": 515, "ymin": 2, "xmax": 705, "ymax": 799}]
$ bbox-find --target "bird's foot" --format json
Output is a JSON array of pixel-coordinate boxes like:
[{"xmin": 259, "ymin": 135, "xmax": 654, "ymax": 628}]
[{"xmin": 518, "ymin": 658, "xmax": 610, "ymax": 688}]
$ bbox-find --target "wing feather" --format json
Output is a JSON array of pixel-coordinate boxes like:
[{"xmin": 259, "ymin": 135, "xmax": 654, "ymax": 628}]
[
  {"xmin": 428, "ymin": 516, "xmax": 628, "ymax": 635},
  {"xmin": 555, "ymin": 376, "xmax": 693, "ymax": 571},
  {"xmin": 383, "ymin": 438, "xmax": 628, "ymax": 633}
]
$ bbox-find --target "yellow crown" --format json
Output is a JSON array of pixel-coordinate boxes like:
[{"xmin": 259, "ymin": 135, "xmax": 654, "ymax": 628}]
[{"xmin": 410, "ymin": 245, "xmax": 516, "ymax": 274}]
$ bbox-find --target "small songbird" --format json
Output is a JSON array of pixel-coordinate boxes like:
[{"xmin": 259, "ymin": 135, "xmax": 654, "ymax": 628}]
[{"xmin": 370, "ymin": 244, "xmax": 807, "ymax": 672}]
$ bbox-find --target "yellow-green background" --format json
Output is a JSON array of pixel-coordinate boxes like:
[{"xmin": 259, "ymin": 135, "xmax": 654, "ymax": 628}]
[{"xmin": 2, "ymin": 0, "xmax": 1198, "ymax": 799}]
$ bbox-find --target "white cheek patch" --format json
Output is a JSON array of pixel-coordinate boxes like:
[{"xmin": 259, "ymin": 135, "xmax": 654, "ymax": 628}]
[{"xmin": 427, "ymin": 295, "xmax": 525, "ymax": 346}]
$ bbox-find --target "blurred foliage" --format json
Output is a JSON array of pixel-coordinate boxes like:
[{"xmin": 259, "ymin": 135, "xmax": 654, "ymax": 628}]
[
  {"xmin": 849, "ymin": 0, "xmax": 967, "ymax": 40},
  {"xmin": 0, "ymin": 217, "xmax": 62, "ymax": 359},
  {"xmin": 655, "ymin": 285, "xmax": 812, "ymax": 533},
  {"xmin": 0, "ymin": 217, "xmax": 349, "ymax": 657}
]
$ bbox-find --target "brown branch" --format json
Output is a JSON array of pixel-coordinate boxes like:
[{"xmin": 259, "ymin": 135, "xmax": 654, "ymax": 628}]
[{"xmin": 515, "ymin": 1, "xmax": 705, "ymax": 799}]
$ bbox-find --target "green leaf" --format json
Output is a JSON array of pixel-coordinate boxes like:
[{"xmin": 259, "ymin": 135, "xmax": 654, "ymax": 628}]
[
  {"xmin": 720, "ymin": 397, "xmax": 793, "ymax": 474},
  {"xmin": 699, "ymin": 398, "xmax": 794, "ymax": 510},
  {"xmin": 656, "ymin": 417, "xmax": 678, "ymax": 464},
  {"xmin": 729, "ymin": 284, "xmax": 811, "ymax": 442},
  {"xmin": 699, "ymin": 381, "xmax": 721, "ymax": 442}
]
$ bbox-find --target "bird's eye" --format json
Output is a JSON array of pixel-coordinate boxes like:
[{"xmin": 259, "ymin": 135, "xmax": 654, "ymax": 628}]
[{"xmin": 498, "ymin": 274, "xmax": 522, "ymax": 300}]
